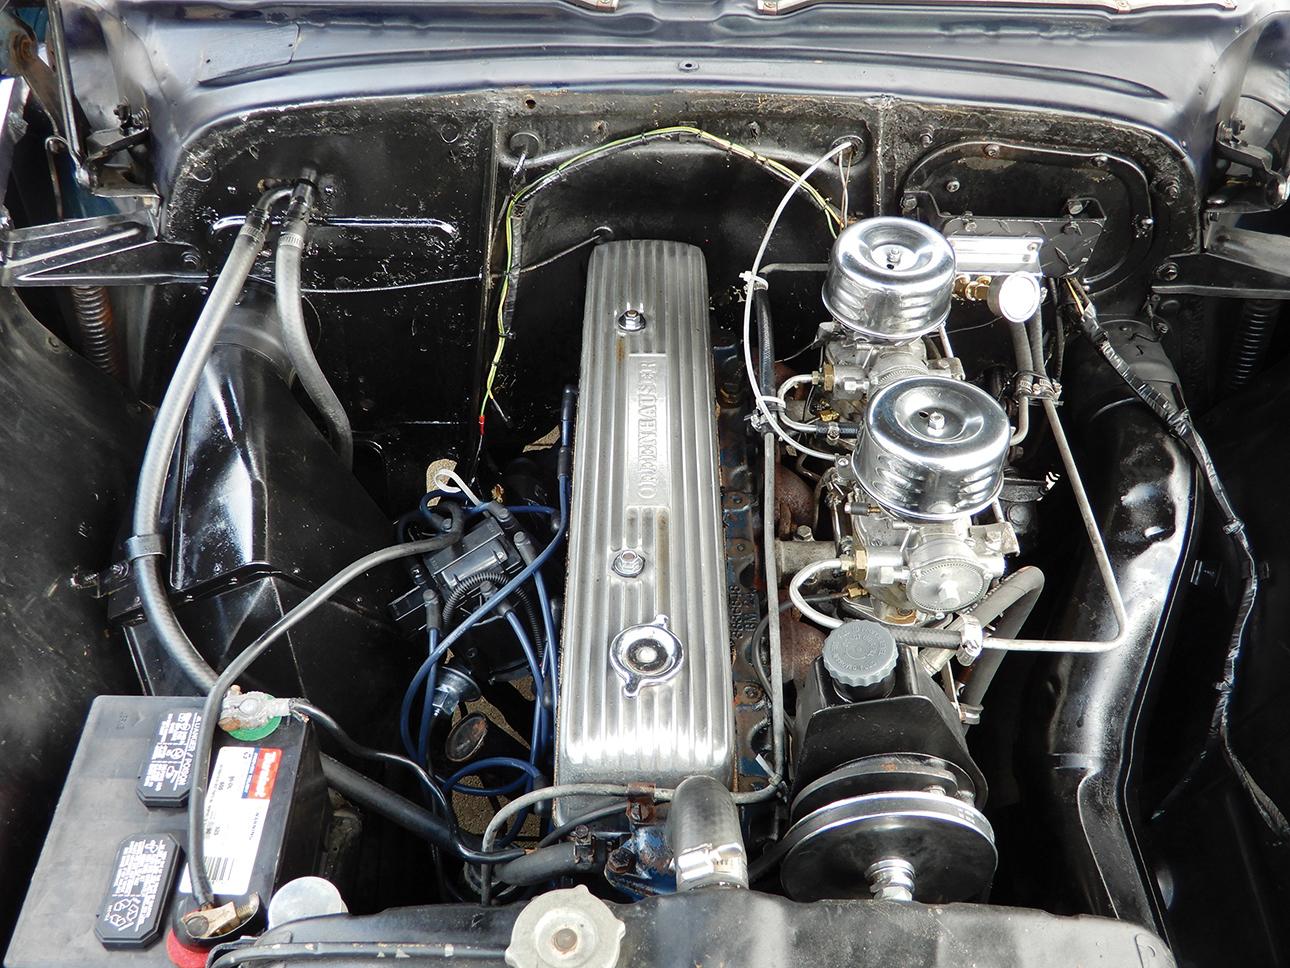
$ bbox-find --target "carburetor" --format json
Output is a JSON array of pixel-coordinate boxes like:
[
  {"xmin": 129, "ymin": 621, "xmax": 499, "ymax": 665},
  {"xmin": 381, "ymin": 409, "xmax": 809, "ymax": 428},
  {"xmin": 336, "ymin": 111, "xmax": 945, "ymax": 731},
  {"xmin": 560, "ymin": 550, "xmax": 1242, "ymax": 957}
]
[{"xmin": 786, "ymin": 217, "xmax": 1017, "ymax": 622}]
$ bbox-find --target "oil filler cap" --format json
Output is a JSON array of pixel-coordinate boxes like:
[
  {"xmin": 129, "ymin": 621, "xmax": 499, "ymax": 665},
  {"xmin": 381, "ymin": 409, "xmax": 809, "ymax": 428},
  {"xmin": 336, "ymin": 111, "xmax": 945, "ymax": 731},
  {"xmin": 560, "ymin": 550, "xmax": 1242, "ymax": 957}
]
[
  {"xmin": 505, "ymin": 885, "xmax": 625, "ymax": 968},
  {"xmin": 822, "ymin": 620, "xmax": 899, "ymax": 690}
]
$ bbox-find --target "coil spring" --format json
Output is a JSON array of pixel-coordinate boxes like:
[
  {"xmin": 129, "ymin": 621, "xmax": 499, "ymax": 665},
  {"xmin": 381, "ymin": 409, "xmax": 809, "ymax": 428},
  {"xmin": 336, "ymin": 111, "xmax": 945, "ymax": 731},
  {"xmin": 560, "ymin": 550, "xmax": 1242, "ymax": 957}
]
[
  {"xmin": 1224, "ymin": 298, "xmax": 1281, "ymax": 395},
  {"xmin": 69, "ymin": 285, "xmax": 125, "ymax": 381}
]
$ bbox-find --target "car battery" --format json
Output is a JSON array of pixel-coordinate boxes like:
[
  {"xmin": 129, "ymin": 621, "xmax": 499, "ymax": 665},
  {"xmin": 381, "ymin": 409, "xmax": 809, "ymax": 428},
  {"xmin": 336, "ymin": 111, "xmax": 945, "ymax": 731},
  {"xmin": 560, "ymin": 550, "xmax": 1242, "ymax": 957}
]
[{"xmin": 5, "ymin": 696, "xmax": 329, "ymax": 968}]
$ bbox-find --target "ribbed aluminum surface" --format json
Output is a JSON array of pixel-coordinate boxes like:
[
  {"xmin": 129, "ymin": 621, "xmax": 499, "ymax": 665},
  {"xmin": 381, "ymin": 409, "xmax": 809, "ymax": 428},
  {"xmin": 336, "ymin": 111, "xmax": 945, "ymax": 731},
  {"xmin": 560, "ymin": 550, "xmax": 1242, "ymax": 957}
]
[{"xmin": 556, "ymin": 240, "xmax": 733, "ymax": 819}]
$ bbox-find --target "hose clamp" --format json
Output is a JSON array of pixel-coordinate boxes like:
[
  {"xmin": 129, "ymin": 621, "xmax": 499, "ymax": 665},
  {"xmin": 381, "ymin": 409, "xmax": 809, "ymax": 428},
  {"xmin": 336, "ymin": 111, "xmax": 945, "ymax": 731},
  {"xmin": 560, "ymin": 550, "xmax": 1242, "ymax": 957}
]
[
  {"xmin": 123, "ymin": 533, "xmax": 165, "ymax": 560},
  {"xmin": 957, "ymin": 615, "xmax": 985, "ymax": 666}
]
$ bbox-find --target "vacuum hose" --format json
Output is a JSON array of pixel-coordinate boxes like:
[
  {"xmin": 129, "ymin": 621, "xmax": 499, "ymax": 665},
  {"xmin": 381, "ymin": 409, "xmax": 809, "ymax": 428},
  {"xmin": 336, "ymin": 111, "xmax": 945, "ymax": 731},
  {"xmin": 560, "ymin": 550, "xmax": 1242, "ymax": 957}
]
[
  {"xmin": 275, "ymin": 181, "xmax": 355, "ymax": 467},
  {"xmin": 126, "ymin": 186, "xmax": 293, "ymax": 692}
]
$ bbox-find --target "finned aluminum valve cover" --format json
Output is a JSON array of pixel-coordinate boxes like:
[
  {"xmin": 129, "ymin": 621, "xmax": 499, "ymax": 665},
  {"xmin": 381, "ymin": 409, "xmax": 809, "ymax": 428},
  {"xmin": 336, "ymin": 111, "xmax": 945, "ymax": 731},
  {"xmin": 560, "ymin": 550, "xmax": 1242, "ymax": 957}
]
[{"xmin": 556, "ymin": 240, "xmax": 733, "ymax": 819}]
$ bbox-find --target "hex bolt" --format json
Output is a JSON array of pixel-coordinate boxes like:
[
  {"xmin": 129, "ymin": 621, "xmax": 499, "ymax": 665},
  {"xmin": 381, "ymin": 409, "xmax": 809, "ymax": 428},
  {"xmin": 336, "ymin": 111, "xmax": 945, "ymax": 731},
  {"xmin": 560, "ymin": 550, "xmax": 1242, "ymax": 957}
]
[
  {"xmin": 984, "ymin": 143, "xmax": 1001, "ymax": 158},
  {"xmin": 867, "ymin": 858, "xmax": 916, "ymax": 902},
  {"xmin": 945, "ymin": 179, "xmax": 960, "ymax": 193},
  {"xmin": 1156, "ymin": 262, "xmax": 1180, "ymax": 282},
  {"xmin": 607, "ymin": 846, "xmax": 633, "ymax": 873}
]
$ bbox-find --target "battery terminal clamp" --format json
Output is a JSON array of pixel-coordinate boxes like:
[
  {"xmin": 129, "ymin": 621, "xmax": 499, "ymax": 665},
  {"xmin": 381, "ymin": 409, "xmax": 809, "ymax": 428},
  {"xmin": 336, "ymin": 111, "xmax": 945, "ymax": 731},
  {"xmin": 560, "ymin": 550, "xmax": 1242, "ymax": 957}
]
[
  {"xmin": 177, "ymin": 895, "xmax": 261, "ymax": 945},
  {"xmin": 218, "ymin": 689, "xmax": 291, "ymax": 741}
]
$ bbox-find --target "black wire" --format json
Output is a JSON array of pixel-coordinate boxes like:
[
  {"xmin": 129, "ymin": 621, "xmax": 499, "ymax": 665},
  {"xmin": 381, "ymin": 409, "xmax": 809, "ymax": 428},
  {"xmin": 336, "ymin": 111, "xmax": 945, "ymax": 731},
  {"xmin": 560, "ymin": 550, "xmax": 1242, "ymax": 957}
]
[
  {"xmin": 1068, "ymin": 279, "xmax": 1288, "ymax": 839},
  {"xmin": 245, "ymin": 231, "xmax": 608, "ymax": 296},
  {"xmin": 442, "ymin": 567, "xmax": 545, "ymax": 651},
  {"xmin": 294, "ymin": 701, "xmax": 461, "ymax": 899},
  {"xmin": 535, "ymin": 803, "xmax": 628, "ymax": 848},
  {"xmin": 185, "ymin": 538, "xmax": 510, "ymax": 909},
  {"xmin": 292, "ymin": 702, "xmax": 450, "ymax": 818}
]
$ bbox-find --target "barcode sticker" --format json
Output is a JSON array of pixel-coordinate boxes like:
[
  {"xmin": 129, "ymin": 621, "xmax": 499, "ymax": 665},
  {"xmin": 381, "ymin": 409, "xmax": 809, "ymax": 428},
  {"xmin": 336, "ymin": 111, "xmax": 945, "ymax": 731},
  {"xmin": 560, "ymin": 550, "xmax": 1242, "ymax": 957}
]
[{"xmin": 179, "ymin": 746, "xmax": 281, "ymax": 897}]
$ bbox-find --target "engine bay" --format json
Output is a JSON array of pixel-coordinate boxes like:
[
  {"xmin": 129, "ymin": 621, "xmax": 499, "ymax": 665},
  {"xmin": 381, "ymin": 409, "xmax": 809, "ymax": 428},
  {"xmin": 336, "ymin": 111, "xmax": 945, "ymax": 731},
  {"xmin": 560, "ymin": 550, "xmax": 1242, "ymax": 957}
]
[{"xmin": 3, "ymin": 3, "xmax": 1290, "ymax": 963}]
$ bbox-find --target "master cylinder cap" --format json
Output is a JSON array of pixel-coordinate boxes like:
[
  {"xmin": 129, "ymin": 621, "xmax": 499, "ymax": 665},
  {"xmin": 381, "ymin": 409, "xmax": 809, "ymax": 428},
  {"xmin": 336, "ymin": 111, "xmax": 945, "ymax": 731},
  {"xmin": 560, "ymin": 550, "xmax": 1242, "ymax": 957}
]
[
  {"xmin": 823, "ymin": 620, "xmax": 899, "ymax": 690},
  {"xmin": 823, "ymin": 217, "xmax": 957, "ymax": 342}
]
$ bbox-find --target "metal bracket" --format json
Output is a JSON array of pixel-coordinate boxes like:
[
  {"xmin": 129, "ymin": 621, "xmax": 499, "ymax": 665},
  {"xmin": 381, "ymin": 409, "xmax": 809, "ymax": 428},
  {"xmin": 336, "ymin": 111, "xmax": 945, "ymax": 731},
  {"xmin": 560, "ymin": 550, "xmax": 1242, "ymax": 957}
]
[
  {"xmin": 1209, "ymin": 118, "xmax": 1290, "ymax": 213},
  {"xmin": 0, "ymin": 212, "xmax": 205, "ymax": 286},
  {"xmin": 956, "ymin": 616, "xmax": 985, "ymax": 666},
  {"xmin": 68, "ymin": 560, "xmax": 132, "ymax": 599},
  {"xmin": 1154, "ymin": 223, "xmax": 1290, "ymax": 299},
  {"xmin": 900, "ymin": 138, "xmax": 1139, "ymax": 288}
]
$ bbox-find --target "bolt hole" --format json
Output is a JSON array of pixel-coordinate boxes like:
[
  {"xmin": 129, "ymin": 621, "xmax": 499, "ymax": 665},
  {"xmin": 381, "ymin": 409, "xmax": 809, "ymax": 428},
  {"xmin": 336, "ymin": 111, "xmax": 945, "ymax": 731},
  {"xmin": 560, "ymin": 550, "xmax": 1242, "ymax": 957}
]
[{"xmin": 523, "ymin": 97, "xmax": 537, "ymax": 110}]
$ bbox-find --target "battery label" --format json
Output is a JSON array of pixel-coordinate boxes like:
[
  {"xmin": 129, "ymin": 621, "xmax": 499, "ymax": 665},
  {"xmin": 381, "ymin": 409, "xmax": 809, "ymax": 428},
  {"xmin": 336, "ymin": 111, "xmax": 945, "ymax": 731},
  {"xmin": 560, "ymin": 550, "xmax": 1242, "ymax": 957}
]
[
  {"xmin": 179, "ymin": 747, "xmax": 282, "ymax": 897},
  {"xmin": 95, "ymin": 833, "xmax": 180, "ymax": 949},
  {"xmin": 137, "ymin": 708, "xmax": 202, "ymax": 807}
]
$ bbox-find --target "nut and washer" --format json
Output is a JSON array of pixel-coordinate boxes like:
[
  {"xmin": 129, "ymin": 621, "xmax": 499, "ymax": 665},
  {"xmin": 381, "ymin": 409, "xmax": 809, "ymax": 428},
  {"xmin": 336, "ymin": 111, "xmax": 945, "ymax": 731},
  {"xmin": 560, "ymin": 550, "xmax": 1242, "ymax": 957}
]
[
  {"xmin": 611, "ymin": 549, "xmax": 646, "ymax": 578},
  {"xmin": 617, "ymin": 308, "xmax": 646, "ymax": 332}
]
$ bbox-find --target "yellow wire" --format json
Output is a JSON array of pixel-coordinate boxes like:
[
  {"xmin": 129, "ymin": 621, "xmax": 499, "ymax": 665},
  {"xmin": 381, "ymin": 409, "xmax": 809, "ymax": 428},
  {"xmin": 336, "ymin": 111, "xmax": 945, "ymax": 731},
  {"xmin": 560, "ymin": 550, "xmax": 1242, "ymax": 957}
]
[
  {"xmin": 1065, "ymin": 277, "xmax": 1089, "ymax": 315},
  {"xmin": 479, "ymin": 126, "xmax": 847, "ymax": 428}
]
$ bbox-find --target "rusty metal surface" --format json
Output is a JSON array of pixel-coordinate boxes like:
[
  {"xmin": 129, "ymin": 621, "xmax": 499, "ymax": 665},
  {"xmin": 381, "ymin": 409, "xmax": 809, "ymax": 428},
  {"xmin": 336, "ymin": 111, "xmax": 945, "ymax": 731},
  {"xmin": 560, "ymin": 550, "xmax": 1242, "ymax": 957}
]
[
  {"xmin": 775, "ymin": 464, "xmax": 817, "ymax": 538},
  {"xmin": 780, "ymin": 612, "xmax": 827, "ymax": 686}
]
